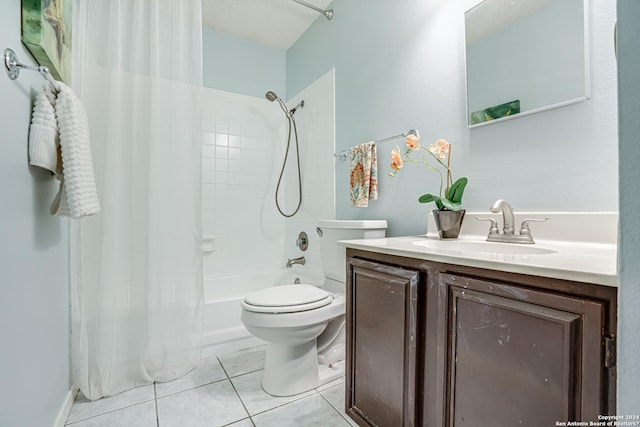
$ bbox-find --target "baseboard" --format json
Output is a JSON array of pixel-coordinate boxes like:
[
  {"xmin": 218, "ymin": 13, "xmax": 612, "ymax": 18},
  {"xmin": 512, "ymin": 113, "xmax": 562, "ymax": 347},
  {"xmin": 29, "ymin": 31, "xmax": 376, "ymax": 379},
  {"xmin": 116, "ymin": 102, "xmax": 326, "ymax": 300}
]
[{"xmin": 53, "ymin": 386, "xmax": 78, "ymax": 427}]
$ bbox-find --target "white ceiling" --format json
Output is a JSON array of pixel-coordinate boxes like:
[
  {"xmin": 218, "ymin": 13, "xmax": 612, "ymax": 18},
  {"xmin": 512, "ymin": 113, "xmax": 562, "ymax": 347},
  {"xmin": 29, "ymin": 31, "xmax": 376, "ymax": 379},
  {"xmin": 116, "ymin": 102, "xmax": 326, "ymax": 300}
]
[{"xmin": 202, "ymin": 0, "xmax": 334, "ymax": 50}]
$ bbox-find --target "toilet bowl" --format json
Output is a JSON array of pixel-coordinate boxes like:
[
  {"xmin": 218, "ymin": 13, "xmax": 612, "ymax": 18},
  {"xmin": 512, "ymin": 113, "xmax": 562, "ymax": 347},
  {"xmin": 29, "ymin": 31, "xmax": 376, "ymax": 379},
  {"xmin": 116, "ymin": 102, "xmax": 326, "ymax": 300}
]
[
  {"xmin": 240, "ymin": 219, "xmax": 387, "ymax": 397},
  {"xmin": 241, "ymin": 284, "xmax": 345, "ymax": 396}
]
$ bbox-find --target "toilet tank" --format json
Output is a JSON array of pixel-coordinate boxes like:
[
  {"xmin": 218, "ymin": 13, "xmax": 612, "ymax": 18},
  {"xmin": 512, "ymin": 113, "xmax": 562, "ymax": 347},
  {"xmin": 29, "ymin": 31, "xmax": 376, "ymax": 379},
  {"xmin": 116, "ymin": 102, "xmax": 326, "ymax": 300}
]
[{"xmin": 317, "ymin": 220, "xmax": 388, "ymax": 284}]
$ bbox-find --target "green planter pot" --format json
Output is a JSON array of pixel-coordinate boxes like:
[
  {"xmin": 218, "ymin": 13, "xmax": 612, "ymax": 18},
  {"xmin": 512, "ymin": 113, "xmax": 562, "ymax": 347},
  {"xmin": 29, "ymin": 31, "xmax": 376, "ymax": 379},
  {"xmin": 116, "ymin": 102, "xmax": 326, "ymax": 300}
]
[{"xmin": 433, "ymin": 209, "xmax": 466, "ymax": 239}]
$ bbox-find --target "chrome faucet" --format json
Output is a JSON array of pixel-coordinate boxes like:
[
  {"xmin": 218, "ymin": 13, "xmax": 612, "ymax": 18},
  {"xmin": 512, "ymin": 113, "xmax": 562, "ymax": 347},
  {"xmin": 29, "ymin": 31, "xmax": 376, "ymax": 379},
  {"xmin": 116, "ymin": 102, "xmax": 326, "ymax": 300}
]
[
  {"xmin": 286, "ymin": 256, "xmax": 306, "ymax": 268},
  {"xmin": 477, "ymin": 199, "xmax": 549, "ymax": 244}
]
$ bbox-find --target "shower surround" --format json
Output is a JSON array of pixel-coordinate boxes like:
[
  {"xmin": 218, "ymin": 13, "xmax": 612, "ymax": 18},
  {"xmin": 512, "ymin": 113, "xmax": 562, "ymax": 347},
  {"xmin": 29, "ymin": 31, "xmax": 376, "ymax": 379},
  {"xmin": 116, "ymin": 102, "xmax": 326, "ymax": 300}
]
[{"xmin": 202, "ymin": 70, "xmax": 335, "ymax": 356}]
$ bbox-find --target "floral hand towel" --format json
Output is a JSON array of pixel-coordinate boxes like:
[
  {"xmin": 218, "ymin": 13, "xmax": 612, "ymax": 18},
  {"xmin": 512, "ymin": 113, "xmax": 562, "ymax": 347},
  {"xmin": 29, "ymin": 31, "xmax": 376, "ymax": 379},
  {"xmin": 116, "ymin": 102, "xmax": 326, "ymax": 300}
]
[{"xmin": 350, "ymin": 142, "xmax": 378, "ymax": 207}]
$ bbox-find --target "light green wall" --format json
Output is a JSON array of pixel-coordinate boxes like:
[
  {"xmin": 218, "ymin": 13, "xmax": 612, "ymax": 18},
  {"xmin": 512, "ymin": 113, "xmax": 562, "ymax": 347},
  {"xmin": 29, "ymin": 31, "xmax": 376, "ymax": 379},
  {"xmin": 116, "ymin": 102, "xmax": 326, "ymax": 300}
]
[
  {"xmin": 287, "ymin": 0, "xmax": 618, "ymax": 237},
  {"xmin": 616, "ymin": 0, "xmax": 640, "ymax": 412},
  {"xmin": 0, "ymin": 2, "xmax": 71, "ymax": 426},
  {"xmin": 203, "ymin": 26, "xmax": 286, "ymax": 98}
]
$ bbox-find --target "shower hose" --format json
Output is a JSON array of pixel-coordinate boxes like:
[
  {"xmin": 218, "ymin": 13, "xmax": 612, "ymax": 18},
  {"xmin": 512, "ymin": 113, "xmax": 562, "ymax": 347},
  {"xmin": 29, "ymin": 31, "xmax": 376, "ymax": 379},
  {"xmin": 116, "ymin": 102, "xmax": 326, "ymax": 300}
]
[{"xmin": 275, "ymin": 114, "xmax": 303, "ymax": 217}]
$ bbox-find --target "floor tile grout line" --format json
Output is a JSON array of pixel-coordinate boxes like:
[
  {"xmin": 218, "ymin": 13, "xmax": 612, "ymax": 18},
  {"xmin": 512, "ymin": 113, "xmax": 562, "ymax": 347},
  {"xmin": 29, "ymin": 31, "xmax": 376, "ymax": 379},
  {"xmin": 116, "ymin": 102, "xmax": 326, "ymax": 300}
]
[
  {"xmin": 315, "ymin": 380, "xmax": 345, "ymax": 394},
  {"xmin": 317, "ymin": 388, "xmax": 354, "ymax": 426},
  {"xmin": 218, "ymin": 346, "xmax": 343, "ymax": 423},
  {"xmin": 219, "ymin": 355, "xmax": 254, "ymax": 423},
  {"xmin": 154, "ymin": 375, "xmax": 229, "ymax": 400},
  {"xmin": 226, "ymin": 378, "xmax": 253, "ymax": 422},
  {"xmin": 219, "ymin": 417, "xmax": 255, "ymax": 427},
  {"xmin": 153, "ymin": 383, "xmax": 160, "ymax": 427},
  {"xmin": 248, "ymin": 389, "xmax": 321, "ymax": 418},
  {"xmin": 66, "ymin": 366, "xmax": 346, "ymax": 426},
  {"xmin": 69, "ymin": 354, "xmax": 226, "ymax": 424},
  {"xmin": 65, "ymin": 395, "xmax": 157, "ymax": 425},
  {"xmin": 227, "ymin": 367, "xmax": 263, "ymax": 379},
  {"xmin": 67, "ymin": 346, "xmax": 342, "ymax": 426},
  {"xmin": 222, "ymin": 363, "xmax": 324, "ymax": 419},
  {"xmin": 217, "ymin": 355, "xmax": 232, "ymax": 381},
  {"xmin": 66, "ymin": 402, "xmax": 155, "ymax": 426},
  {"xmin": 218, "ymin": 345, "xmax": 267, "ymax": 380}
]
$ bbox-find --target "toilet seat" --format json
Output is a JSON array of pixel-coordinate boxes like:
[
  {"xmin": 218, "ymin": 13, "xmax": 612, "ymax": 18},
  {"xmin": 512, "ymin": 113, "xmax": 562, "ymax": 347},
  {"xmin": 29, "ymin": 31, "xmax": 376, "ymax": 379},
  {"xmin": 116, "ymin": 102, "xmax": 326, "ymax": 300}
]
[{"xmin": 242, "ymin": 284, "xmax": 333, "ymax": 314}]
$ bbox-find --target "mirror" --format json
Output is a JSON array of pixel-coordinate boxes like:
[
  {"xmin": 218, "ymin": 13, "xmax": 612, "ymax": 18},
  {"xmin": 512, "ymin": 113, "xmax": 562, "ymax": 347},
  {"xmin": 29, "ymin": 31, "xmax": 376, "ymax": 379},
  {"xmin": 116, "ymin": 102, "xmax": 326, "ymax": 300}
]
[{"xmin": 465, "ymin": 0, "xmax": 589, "ymax": 127}]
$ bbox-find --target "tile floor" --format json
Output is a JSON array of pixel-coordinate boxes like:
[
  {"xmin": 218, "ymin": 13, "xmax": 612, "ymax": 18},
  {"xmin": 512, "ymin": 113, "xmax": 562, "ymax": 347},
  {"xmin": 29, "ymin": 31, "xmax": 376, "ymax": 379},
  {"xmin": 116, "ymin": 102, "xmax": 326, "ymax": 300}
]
[{"xmin": 64, "ymin": 345, "xmax": 358, "ymax": 427}]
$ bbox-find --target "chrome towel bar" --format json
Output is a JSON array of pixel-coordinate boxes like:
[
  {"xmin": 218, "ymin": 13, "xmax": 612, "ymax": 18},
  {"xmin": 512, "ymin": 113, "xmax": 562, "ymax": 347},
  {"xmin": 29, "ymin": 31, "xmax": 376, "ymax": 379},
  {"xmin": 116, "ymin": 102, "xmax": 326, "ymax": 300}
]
[{"xmin": 334, "ymin": 128, "xmax": 420, "ymax": 162}]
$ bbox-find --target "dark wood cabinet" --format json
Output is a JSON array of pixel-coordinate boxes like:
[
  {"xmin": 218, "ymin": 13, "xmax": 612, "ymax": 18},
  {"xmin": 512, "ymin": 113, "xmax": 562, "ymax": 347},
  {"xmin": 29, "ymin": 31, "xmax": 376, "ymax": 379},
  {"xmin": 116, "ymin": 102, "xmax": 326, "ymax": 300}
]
[
  {"xmin": 345, "ymin": 249, "xmax": 617, "ymax": 427},
  {"xmin": 346, "ymin": 258, "xmax": 419, "ymax": 427},
  {"xmin": 442, "ymin": 273, "xmax": 604, "ymax": 426}
]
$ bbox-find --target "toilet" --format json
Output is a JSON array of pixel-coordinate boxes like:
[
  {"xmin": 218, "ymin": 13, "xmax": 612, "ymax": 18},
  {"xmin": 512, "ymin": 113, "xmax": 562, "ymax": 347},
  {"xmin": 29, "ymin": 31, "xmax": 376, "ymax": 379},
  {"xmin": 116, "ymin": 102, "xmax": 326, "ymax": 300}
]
[{"xmin": 240, "ymin": 219, "xmax": 388, "ymax": 396}]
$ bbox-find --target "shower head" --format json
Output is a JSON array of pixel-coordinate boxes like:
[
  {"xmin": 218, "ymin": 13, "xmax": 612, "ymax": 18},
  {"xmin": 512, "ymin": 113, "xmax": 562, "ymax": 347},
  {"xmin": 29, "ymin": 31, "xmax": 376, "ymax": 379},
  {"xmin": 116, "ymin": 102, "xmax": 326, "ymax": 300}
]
[
  {"xmin": 265, "ymin": 91, "xmax": 278, "ymax": 102},
  {"xmin": 265, "ymin": 91, "xmax": 291, "ymax": 117}
]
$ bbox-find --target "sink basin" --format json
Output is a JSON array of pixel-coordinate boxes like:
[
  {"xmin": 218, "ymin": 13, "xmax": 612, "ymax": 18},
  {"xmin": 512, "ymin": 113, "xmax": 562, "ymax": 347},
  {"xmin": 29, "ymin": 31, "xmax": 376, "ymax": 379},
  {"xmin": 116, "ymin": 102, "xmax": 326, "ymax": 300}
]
[{"xmin": 412, "ymin": 240, "xmax": 556, "ymax": 255}]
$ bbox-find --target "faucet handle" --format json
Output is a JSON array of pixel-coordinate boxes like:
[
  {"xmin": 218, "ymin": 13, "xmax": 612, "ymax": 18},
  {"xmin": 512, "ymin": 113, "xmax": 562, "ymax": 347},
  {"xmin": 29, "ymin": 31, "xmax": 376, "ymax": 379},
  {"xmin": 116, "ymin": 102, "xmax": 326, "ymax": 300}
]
[
  {"xmin": 475, "ymin": 217, "xmax": 499, "ymax": 235},
  {"xmin": 519, "ymin": 217, "xmax": 550, "ymax": 236}
]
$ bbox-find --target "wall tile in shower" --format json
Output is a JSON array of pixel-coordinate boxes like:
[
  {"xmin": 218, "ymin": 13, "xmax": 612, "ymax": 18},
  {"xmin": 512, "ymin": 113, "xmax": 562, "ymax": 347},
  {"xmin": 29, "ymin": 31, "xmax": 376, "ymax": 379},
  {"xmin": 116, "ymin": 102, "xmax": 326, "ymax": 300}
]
[
  {"xmin": 202, "ymin": 87, "xmax": 286, "ymax": 283},
  {"xmin": 228, "ymin": 135, "xmax": 241, "ymax": 148},
  {"xmin": 215, "ymin": 146, "xmax": 229, "ymax": 159},
  {"xmin": 203, "ymin": 158, "xmax": 215, "ymax": 170},
  {"xmin": 203, "ymin": 132, "xmax": 216, "ymax": 146},
  {"xmin": 282, "ymin": 69, "xmax": 336, "ymax": 284},
  {"xmin": 202, "ymin": 145, "xmax": 215, "ymax": 158},
  {"xmin": 215, "ymin": 133, "xmax": 229, "ymax": 147}
]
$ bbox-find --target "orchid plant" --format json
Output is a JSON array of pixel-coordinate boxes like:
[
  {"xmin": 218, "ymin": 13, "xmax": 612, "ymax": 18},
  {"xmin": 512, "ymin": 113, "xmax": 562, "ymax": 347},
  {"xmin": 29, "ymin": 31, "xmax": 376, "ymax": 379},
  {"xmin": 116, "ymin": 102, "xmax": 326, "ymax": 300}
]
[{"xmin": 389, "ymin": 135, "xmax": 468, "ymax": 211}]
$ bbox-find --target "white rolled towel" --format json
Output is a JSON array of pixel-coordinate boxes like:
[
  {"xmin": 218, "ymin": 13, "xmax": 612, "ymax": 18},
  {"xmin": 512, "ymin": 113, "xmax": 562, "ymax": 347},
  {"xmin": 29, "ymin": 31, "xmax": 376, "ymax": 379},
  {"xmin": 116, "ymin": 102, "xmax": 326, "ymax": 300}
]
[
  {"xmin": 28, "ymin": 86, "xmax": 61, "ymax": 176},
  {"xmin": 51, "ymin": 82, "xmax": 100, "ymax": 218}
]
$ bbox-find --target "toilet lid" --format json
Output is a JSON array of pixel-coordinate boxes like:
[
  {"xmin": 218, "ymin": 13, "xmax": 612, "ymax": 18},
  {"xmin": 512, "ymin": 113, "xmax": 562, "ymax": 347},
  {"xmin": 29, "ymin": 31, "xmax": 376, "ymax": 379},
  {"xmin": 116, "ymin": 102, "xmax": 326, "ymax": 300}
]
[{"xmin": 243, "ymin": 284, "xmax": 333, "ymax": 313}]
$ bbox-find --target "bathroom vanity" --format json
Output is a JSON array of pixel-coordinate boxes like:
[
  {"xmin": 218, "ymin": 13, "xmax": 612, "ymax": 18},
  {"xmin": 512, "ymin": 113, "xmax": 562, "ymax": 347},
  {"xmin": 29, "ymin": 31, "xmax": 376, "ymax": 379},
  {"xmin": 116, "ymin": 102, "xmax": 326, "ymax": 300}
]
[{"xmin": 340, "ymin": 213, "xmax": 618, "ymax": 427}]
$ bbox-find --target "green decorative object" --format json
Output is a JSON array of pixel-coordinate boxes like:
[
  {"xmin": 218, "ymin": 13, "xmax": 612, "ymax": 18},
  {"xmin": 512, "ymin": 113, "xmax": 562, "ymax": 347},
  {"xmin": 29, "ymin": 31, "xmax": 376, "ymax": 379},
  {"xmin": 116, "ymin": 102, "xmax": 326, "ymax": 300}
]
[
  {"xmin": 471, "ymin": 100, "xmax": 520, "ymax": 125},
  {"xmin": 21, "ymin": 0, "xmax": 72, "ymax": 84}
]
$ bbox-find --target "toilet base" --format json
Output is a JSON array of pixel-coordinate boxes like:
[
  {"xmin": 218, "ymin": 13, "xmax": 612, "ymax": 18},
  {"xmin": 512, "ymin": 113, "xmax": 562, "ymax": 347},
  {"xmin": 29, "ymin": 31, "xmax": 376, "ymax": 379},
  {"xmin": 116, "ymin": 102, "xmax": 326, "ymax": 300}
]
[{"xmin": 261, "ymin": 341, "xmax": 345, "ymax": 397}]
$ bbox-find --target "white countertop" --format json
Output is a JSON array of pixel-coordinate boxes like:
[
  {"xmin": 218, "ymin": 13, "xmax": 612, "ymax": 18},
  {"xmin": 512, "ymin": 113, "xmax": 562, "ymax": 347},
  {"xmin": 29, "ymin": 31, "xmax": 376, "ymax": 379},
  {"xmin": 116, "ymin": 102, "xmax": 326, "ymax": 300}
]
[{"xmin": 339, "ymin": 235, "xmax": 617, "ymax": 287}]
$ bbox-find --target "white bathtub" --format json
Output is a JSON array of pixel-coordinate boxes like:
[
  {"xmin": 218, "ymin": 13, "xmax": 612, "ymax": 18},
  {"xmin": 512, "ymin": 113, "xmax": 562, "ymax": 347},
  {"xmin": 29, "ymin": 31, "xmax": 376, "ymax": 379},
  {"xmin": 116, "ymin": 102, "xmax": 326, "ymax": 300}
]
[{"xmin": 202, "ymin": 270, "xmax": 321, "ymax": 357}]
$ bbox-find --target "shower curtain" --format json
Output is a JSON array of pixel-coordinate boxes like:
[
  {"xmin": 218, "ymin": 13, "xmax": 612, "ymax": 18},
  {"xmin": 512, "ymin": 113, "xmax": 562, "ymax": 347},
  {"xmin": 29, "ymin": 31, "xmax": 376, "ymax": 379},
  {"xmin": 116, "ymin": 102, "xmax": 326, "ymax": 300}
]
[{"xmin": 70, "ymin": 0, "xmax": 203, "ymax": 400}]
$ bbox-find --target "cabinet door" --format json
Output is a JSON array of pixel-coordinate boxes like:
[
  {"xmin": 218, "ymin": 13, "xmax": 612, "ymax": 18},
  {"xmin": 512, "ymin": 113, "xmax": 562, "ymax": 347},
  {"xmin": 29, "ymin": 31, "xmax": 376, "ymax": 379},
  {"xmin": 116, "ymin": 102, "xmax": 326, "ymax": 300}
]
[
  {"xmin": 346, "ymin": 258, "xmax": 419, "ymax": 427},
  {"xmin": 441, "ymin": 273, "xmax": 605, "ymax": 426}
]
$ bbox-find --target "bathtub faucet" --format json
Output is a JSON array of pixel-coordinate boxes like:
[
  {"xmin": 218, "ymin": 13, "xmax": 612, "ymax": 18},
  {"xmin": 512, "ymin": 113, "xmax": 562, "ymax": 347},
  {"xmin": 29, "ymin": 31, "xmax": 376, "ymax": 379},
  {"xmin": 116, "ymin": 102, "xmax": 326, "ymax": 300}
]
[{"xmin": 286, "ymin": 256, "xmax": 306, "ymax": 268}]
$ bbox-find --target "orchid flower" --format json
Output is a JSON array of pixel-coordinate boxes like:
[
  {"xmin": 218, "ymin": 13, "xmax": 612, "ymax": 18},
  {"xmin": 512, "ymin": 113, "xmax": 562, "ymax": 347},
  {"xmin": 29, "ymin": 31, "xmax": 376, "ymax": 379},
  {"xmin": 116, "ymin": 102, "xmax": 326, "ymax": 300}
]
[{"xmin": 389, "ymin": 136, "xmax": 468, "ymax": 211}]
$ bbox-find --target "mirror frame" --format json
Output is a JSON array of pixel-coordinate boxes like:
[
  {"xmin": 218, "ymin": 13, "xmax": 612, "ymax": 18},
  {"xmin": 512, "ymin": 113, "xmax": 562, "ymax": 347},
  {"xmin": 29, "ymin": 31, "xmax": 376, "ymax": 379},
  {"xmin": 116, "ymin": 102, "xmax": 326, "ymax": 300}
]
[{"xmin": 464, "ymin": 0, "xmax": 591, "ymax": 128}]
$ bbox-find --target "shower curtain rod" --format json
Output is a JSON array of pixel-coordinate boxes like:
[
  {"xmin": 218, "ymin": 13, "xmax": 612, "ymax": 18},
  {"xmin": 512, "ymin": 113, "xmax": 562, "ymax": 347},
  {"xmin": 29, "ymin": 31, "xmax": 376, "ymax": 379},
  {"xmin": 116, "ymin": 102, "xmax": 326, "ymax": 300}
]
[
  {"xmin": 334, "ymin": 129, "xmax": 420, "ymax": 162},
  {"xmin": 291, "ymin": 0, "xmax": 334, "ymax": 20},
  {"xmin": 4, "ymin": 48, "xmax": 60, "ymax": 91}
]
